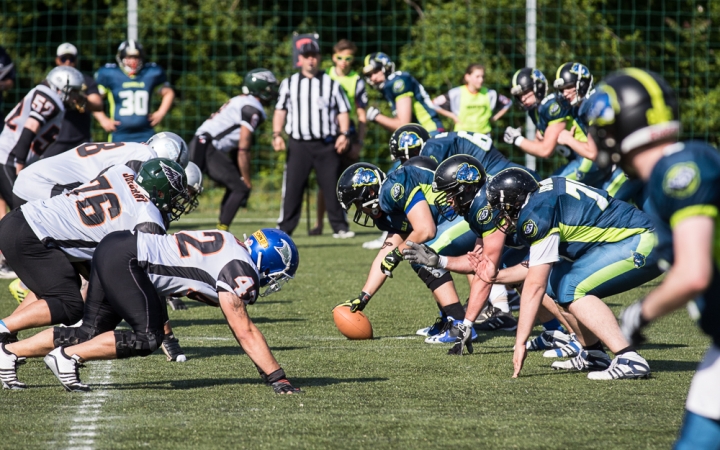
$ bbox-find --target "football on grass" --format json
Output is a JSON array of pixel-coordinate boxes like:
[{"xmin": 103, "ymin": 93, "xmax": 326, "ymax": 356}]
[{"xmin": 332, "ymin": 306, "xmax": 373, "ymax": 340}]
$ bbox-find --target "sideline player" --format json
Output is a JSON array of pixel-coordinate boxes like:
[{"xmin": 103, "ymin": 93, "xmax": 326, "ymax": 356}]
[
  {"xmin": 0, "ymin": 228, "xmax": 301, "ymax": 394},
  {"xmin": 94, "ymin": 40, "xmax": 174, "ymax": 142},
  {"xmin": 361, "ymin": 52, "xmax": 443, "ymax": 136},
  {"xmin": 190, "ymin": 68, "xmax": 278, "ymax": 230},
  {"xmin": 0, "ymin": 66, "xmax": 86, "ymax": 209},
  {"xmin": 0, "ymin": 158, "xmax": 187, "ymax": 345},
  {"xmin": 484, "ymin": 168, "xmax": 661, "ymax": 379},
  {"xmin": 585, "ymin": 68, "xmax": 720, "ymax": 447},
  {"xmin": 432, "ymin": 63, "xmax": 512, "ymax": 134}
]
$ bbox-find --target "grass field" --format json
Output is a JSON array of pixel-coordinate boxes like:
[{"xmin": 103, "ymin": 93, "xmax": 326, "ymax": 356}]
[{"xmin": 0, "ymin": 206, "xmax": 709, "ymax": 449}]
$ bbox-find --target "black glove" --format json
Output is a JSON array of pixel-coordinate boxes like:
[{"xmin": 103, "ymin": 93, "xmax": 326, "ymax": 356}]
[
  {"xmin": 447, "ymin": 323, "xmax": 474, "ymax": 356},
  {"xmin": 380, "ymin": 247, "xmax": 403, "ymax": 278},
  {"xmin": 335, "ymin": 292, "xmax": 372, "ymax": 313},
  {"xmin": 402, "ymin": 240, "xmax": 440, "ymax": 267},
  {"xmin": 166, "ymin": 297, "xmax": 188, "ymax": 311},
  {"xmin": 619, "ymin": 300, "xmax": 649, "ymax": 346},
  {"xmin": 261, "ymin": 368, "xmax": 302, "ymax": 394}
]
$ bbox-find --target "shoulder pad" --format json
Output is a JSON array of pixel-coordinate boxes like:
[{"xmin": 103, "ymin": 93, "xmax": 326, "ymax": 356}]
[{"xmin": 540, "ymin": 93, "xmax": 555, "ymax": 105}]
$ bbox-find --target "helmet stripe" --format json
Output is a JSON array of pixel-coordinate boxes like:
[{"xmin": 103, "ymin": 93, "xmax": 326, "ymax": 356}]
[{"xmin": 621, "ymin": 68, "xmax": 674, "ymax": 125}]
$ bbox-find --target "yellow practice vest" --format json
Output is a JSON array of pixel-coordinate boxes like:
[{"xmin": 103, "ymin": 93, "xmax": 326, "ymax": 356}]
[
  {"xmin": 329, "ymin": 68, "xmax": 360, "ymax": 121},
  {"xmin": 455, "ymin": 85, "xmax": 493, "ymax": 134}
]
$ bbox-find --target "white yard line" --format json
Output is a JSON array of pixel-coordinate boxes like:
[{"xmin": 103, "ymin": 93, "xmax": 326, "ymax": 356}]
[{"xmin": 61, "ymin": 360, "xmax": 113, "ymax": 450}]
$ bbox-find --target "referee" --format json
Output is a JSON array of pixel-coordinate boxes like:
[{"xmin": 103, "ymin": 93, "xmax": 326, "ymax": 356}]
[{"xmin": 273, "ymin": 41, "xmax": 354, "ymax": 238}]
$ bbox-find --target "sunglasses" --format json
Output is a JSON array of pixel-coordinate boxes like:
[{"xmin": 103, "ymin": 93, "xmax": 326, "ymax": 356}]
[
  {"xmin": 59, "ymin": 55, "xmax": 76, "ymax": 63},
  {"xmin": 334, "ymin": 55, "xmax": 354, "ymax": 62}
]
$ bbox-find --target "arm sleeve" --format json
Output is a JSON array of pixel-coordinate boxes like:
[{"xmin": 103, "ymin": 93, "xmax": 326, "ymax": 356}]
[
  {"xmin": 84, "ymin": 75, "xmax": 100, "ymax": 96},
  {"xmin": 275, "ymin": 78, "xmax": 290, "ymax": 110},
  {"xmin": 9, "ymin": 128, "xmax": 37, "ymax": 162},
  {"xmin": 355, "ymin": 78, "xmax": 368, "ymax": 109},
  {"xmin": 134, "ymin": 222, "xmax": 166, "ymax": 235},
  {"xmin": 240, "ymin": 105, "xmax": 264, "ymax": 132}
]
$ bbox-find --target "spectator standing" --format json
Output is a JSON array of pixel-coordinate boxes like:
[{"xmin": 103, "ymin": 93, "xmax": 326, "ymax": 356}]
[
  {"xmin": 310, "ymin": 39, "xmax": 368, "ymax": 236},
  {"xmin": 94, "ymin": 40, "xmax": 174, "ymax": 143},
  {"xmin": 0, "ymin": 46, "xmax": 15, "ymax": 126},
  {"xmin": 432, "ymin": 63, "xmax": 512, "ymax": 134},
  {"xmin": 272, "ymin": 40, "xmax": 354, "ymax": 238},
  {"xmin": 43, "ymin": 43, "xmax": 104, "ymax": 158}
]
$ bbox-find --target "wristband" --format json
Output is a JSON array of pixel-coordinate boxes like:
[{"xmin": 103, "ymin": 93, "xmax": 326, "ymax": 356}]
[
  {"xmin": 272, "ymin": 132, "xmax": 282, "ymax": 138},
  {"xmin": 438, "ymin": 255, "xmax": 448, "ymax": 269},
  {"xmin": 264, "ymin": 368, "xmax": 287, "ymax": 385},
  {"xmin": 514, "ymin": 136, "xmax": 525, "ymax": 147}
]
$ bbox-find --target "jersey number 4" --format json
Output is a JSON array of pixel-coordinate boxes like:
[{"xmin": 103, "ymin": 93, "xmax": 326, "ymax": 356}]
[{"xmin": 118, "ymin": 90, "xmax": 149, "ymax": 116}]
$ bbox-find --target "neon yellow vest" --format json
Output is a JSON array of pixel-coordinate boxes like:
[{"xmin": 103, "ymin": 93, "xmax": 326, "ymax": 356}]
[
  {"xmin": 455, "ymin": 86, "xmax": 493, "ymax": 134},
  {"xmin": 329, "ymin": 68, "xmax": 359, "ymax": 121}
]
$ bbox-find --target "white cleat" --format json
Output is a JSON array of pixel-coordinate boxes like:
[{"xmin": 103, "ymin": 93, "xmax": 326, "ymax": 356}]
[
  {"xmin": 543, "ymin": 334, "xmax": 582, "ymax": 358},
  {"xmin": 587, "ymin": 352, "xmax": 651, "ymax": 380},
  {"xmin": 0, "ymin": 344, "xmax": 26, "ymax": 390},
  {"xmin": 551, "ymin": 349, "xmax": 611, "ymax": 372},
  {"xmin": 44, "ymin": 347, "xmax": 90, "ymax": 392}
]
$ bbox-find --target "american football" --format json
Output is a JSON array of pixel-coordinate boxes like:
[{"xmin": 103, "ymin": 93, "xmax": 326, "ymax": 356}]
[{"xmin": 332, "ymin": 305, "xmax": 373, "ymax": 340}]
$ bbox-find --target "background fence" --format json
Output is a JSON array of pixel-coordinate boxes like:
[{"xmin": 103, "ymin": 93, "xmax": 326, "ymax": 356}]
[{"xmin": 1, "ymin": 0, "xmax": 717, "ymax": 188}]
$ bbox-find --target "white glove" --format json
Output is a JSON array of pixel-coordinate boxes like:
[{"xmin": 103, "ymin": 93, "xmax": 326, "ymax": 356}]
[
  {"xmin": 503, "ymin": 126, "xmax": 524, "ymax": 146},
  {"xmin": 366, "ymin": 106, "xmax": 380, "ymax": 122}
]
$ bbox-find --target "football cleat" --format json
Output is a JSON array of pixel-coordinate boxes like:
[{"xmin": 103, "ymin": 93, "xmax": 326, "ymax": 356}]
[
  {"xmin": 161, "ymin": 333, "xmax": 187, "ymax": 362},
  {"xmin": 362, "ymin": 232, "xmax": 388, "ymax": 250},
  {"xmin": 0, "ymin": 344, "xmax": 26, "ymax": 390},
  {"xmin": 587, "ymin": 352, "xmax": 651, "ymax": 380},
  {"xmin": 447, "ymin": 323, "xmax": 474, "ymax": 355},
  {"xmin": 0, "ymin": 332, "xmax": 18, "ymax": 345},
  {"xmin": 8, "ymin": 279, "xmax": 29, "ymax": 304},
  {"xmin": 551, "ymin": 349, "xmax": 611, "ymax": 372},
  {"xmin": 166, "ymin": 297, "xmax": 188, "ymax": 311},
  {"xmin": 44, "ymin": 347, "xmax": 90, "ymax": 392},
  {"xmin": 425, "ymin": 319, "xmax": 477, "ymax": 344},
  {"xmin": 507, "ymin": 290, "xmax": 521, "ymax": 311},
  {"xmin": 474, "ymin": 307, "xmax": 518, "ymax": 331},
  {"xmin": 543, "ymin": 334, "xmax": 582, "ymax": 358},
  {"xmin": 474, "ymin": 302, "xmax": 495, "ymax": 323},
  {"xmin": 0, "ymin": 263, "xmax": 17, "ymax": 280},
  {"xmin": 416, "ymin": 315, "xmax": 451, "ymax": 337},
  {"xmin": 526, "ymin": 330, "xmax": 572, "ymax": 351}
]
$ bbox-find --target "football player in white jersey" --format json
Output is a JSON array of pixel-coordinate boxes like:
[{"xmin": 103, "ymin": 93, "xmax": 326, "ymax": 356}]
[
  {"xmin": 0, "ymin": 228, "xmax": 302, "ymax": 394},
  {"xmin": 189, "ymin": 68, "xmax": 278, "ymax": 230},
  {"xmin": 12, "ymin": 132, "xmax": 188, "ymax": 206},
  {"xmin": 0, "ymin": 158, "xmax": 188, "ymax": 347},
  {"xmin": 0, "ymin": 66, "xmax": 86, "ymax": 210}
]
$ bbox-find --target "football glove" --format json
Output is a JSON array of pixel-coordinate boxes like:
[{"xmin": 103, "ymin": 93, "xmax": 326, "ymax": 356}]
[
  {"xmin": 380, "ymin": 247, "xmax": 403, "ymax": 277},
  {"xmin": 166, "ymin": 296, "xmax": 188, "ymax": 311},
  {"xmin": 447, "ymin": 323, "xmax": 474, "ymax": 356},
  {"xmin": 366, "ymin": 106, "xmax": 380, "ymax": 122},
  {"xmin": 619, "ymin": 300, "xmax": 649, "ymax": 346},
  {"xmin": 503, "ymin": 126, "xmax": 524, "ymax": 146},
  {"xmin": 335, "ymin": 292, "xmax": 372, "ymax": 313},
  {"xmin": 259, "ymin": 367, "xmax": 302, "ymax": 393},
  {"xmin": 402, "ymin": 240, "xmax": 440, "ymax": 267}
]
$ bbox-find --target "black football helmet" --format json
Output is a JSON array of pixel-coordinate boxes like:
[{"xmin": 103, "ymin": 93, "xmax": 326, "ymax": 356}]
[
  {"xmin": 510, "ymin": 68, "xmax": 548, "ymax": 110},
  {"xmin": 362, "ymin": 52, "xmax": 396, "ymax": 88},
  {"xmin": 485, "ymin": 168, "xmax": 539, "ymax": 235},
  {"xmin": 585, "ymin": 68, "xmax": 680, "ymax": 176},
  {"xmin": 432, "ymin": 155, "xmax": 487, "ymax": 221},
  {"xmin": 553, "ymin": 62, "xmax": 593, "ymax": 106},
  {"xmin": 403, "ymin": 156, "xmax": 438, "ymax": 171},
  {"xmin": 389, "ymin": 124, "xmax": 430, "ymax": 162},
  {"xmin": 116, "ymin": 40, "xmax": 145, "ymax": 76},
  {"xmin": 336, "ymin": 163, "xmax": 386, "ymax": 227}
]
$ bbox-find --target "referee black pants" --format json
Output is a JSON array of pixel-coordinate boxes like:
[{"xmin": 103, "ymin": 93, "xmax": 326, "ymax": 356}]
[{"xmin": 278, "ymin": 138, "xmax": 348, "ymax": 235}]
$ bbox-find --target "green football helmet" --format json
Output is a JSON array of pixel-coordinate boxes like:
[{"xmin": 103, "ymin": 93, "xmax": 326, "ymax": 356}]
[
  {"xmin": 242, "ymin": 68, "xmax": 279, "ymax": 104},
  {"xmin": 136, "ymin": 158, "xmax": 189, "ymax": 222}
]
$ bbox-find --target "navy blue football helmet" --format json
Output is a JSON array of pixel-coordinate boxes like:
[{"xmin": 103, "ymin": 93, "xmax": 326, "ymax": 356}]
[{"xmin": 244, "ymin": 229, "xmax": 299, "ymax": 297}]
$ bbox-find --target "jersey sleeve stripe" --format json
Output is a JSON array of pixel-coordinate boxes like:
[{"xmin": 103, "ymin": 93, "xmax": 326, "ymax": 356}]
[{"xmin": 670, "ymin": 204, "xmax": 719, "ymax": 229}]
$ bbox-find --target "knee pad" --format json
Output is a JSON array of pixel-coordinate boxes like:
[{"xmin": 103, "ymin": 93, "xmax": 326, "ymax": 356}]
[
  {"xmin": 45, "ymin": 296, "xmax": 85, "ymax": 326},
  {"xmin": 416, "ymin": 267, "xmax": 453, "ymax": 292},
  {"xmin": 53, "ymin": 325, "xmax": 93, "ymax": 348},
  {"xmin": 114, "ymin": 330, "xmax": 163, "ymax": 359}
]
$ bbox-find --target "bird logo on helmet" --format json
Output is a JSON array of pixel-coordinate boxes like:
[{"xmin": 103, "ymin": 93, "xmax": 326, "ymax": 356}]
[
  {"xmin": 554, "ymin": 62, "xmax": 593, "ymax": 106},
  {"xmin": 352, "ymin": 167, "xmax": 380, "ymax": 188},
  {"xmin": 362, "ymin": 52, "xmax": 396, "ymax": 89},
  {"xmin": 455, "ymin": 163, "xmax": 481, "ymax": 183}
]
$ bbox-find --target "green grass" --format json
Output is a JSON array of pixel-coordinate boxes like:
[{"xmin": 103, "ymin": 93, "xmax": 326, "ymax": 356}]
[{"xmin": 0, "ymin": 209, "xmax": 709, "ymax": 449}]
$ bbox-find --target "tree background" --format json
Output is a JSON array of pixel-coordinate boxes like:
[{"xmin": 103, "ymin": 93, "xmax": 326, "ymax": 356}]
[{"xmin": 1, "ymin": 0, "xmax": 716, "ymax": 186}]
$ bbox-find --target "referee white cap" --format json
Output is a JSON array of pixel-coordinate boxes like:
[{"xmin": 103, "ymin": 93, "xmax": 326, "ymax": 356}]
[{"xmin": 56, "ymin": 42, "xmax": 78, "ymax": 57}]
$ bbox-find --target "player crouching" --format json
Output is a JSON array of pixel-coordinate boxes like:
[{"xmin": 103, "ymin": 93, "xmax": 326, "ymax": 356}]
[{"xmin": 0, "ymin": 228, "xmax": 301, "ymax": 394}]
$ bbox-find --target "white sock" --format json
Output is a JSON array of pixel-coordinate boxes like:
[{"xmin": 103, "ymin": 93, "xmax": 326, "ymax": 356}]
[
  {"xmin": 463, "ymin": 319, "xmax": 473, "ymax": 328},
  {"xmin": 494, "ymin": 301, "xmax": 510, "ymax": 313},
  {"xmin": 489, "ymin": 284, "xmax": 507, "ymax": 302}
]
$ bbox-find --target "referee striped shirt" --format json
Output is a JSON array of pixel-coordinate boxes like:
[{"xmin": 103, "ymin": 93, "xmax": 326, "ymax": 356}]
[{"xmin": 275, "ymin": 71, "xmax": 351, "ymax": 141}]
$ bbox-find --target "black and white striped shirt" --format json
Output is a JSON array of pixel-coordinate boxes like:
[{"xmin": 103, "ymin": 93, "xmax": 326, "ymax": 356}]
[{"xmin": 275, "ymin": 71, "xmax": 351, "ymax": 141}]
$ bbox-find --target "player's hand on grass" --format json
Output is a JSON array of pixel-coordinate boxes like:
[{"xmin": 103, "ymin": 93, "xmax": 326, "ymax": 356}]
[
  {"xmin": 335, "ymin": 292, "xmax": 371, "ymax": 313},
  {"xmin": 512, "ymin": 344, "xmax": 527, "ymax": 378},
  {"xmin": 380, "ymin": 247, "xmax": 403, "ymax": 277},
  {"xmin": 402, "ymin": 240, "xmax": 439, "ymax": 267},
  {"xmin": 272, "ymin": 380, "xmax": 302, "ymax": 394},
  {"xmin": 447, "ymin": 323, "xmax": 474, "ymax": 356},
  {"xmin": 619, "ymin": 300, "xmax": 649, "ymax": 346}
]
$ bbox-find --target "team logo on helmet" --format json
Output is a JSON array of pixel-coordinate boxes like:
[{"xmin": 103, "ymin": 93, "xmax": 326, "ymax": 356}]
[
  {"xmin": 398, "ymin": 131, "xmax": 421, "ymax": 150},
  {"xmin": 477, "ymin": 206, "xmax": 492, "ymax": 224},
  {"xmin": 522, "ymin": 219, "xmax": 538, "ymax": 238},
  {"xmin": 391, "ymin": 183, "xmax": 405, "ymax": 201},
  {"xmin": 160, "ymin": 161, "xmax": 185, "ymax": 193},
  {"xmin": 455, "ymin": 163, "xmax": 481, "ymax": 183},
  {"xmin": 532, "ymin": 69, "xmax": 546, "ymax": 82},
  {"xmin": 586, "ymin": 91, "xmax": 616, "ymax": 126},
  {"xmin": 251, "ymin": 70, "xmax": 277, "ymax": 83},
  {"xmin": 570, "ymin": 63, "xmax": 590, "ymax": 79},
  {"xmin": 663, "ymin": 162, "xmax": 700, "ymax": 199},
  {"xmin": 275, "ymin": 239, "xmax": 293, "ymax": 269},
  {"xmin": 352, "ymin": 167, "xmax": 379, "ymax": 188}
]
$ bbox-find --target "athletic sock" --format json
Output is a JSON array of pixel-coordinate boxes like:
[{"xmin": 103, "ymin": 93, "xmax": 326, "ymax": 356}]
[
  {"xmin": 442, "ymin": 303, "xmax": 465, "ymax": 321},
  {"xmin": 585, "ymin": 341, "xmax": 605, "ymax": 352},
  {"xmin": 489, "ymin": 284, "xmax": 507, "ymax": 302},
  {"xmin": 542, "ymin": 319, "xmax": 562, "ymax": 331},
  {"xmin": 494, "ymin": 301, "xmax": 510, "ymax": 313},
  {"xmin": 615, "ymin": 345, "xmax": 636, "ymax": 355},
  {"xmin": 0, "ymin": 321, "xmax": 9, "ymax": 334}
]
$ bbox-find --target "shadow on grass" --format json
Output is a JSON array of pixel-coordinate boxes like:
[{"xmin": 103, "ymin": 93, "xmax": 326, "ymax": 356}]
[
  {"xmin": 642, "ymin": 343, "xmax": 689, "ymax": 350},
  {"xmin": 102, "ymin": 376, "xmax": 389, "ymax": 390},
  {"xmin": 648, "ymin": 359, "xmax": 699, "ymax": 372},
  {"xmin": 171, "ymin": 317, "xmax": 306, "ymax": 327},
  {"xmin": 181, "ymin": 345, "xmax": 307, "ymax": 358}
]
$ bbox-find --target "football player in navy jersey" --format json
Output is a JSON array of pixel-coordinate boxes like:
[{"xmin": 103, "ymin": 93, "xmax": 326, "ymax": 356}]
[
  {"xmin": 585, "ymin": 68, "xmax": 720, "ymax": 449},
  {"xmin": 484, "ymin": 169, "xmax": 662, "ymax": 380},
  {"xmin": 94, "ymin": 40, "xmax": 175, "ymax": 143}
]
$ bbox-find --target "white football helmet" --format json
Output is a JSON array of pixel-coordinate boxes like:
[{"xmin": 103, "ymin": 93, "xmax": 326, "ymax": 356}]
[
  {"xmin": 147, "ymin": 132, "xmax": 189, "ymax": 168},
  {"xmin": 45, "ymin": 66, "xmax": 86, "ymax": 111},
  {"xmin": 184, "ymin": 161, "xmax": 203, "ymax": 213}
]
